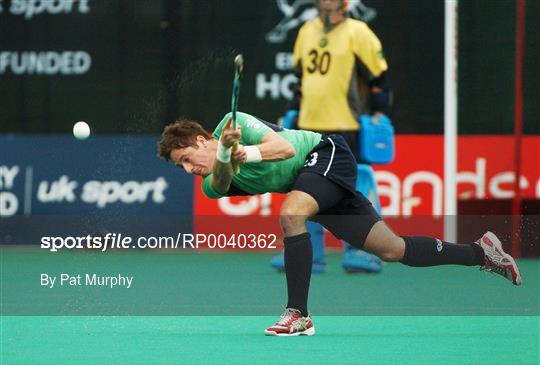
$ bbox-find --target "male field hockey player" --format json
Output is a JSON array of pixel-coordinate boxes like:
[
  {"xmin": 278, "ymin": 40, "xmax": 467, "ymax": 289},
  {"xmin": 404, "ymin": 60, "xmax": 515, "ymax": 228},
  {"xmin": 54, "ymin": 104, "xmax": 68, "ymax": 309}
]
[{"xmin": 158, "ymin": 111, "xmax": 522, "ymax": 336}]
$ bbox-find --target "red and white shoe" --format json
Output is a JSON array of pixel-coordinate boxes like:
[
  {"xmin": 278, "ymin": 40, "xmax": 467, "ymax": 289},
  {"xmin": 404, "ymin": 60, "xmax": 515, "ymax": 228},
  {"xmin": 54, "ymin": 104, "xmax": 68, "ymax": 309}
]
[
  {"xmin": 264, "ymin": 308, "xmax": 315, "ymax": 336},
  {"xmin": 475, "ymin": 231, "xmax": 522, "ymax": 286}
]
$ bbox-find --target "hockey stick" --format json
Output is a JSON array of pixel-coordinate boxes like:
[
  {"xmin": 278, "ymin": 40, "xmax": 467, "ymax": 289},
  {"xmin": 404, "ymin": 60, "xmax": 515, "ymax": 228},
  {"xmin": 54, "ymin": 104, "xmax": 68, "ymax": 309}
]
[{"xmin": 231, "ymin": 54, "xmax": 243, "ymax": 173}]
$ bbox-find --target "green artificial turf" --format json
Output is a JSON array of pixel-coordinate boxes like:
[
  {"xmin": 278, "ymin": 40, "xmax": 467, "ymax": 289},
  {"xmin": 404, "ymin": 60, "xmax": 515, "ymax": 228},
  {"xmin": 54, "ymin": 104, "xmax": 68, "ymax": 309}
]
[{"xmin": 1, "ymin": 249, "xmax": 539, "ymax": 364}]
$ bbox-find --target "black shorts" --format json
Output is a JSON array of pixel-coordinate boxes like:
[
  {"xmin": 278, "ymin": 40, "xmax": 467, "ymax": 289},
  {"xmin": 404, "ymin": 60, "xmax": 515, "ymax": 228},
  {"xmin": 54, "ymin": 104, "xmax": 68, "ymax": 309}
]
[
  {"xmin": 292, "ymin": 135, "xmax": 381, "ymax": 248},
  {"xmin": 318, "ymin": 130, "xmax": 360, "ymax": 163}
]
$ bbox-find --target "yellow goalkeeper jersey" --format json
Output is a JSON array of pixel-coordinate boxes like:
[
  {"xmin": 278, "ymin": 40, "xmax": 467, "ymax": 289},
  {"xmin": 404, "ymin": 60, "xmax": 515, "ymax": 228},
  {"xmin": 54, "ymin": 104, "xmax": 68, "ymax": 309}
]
[{"xmin": 293, "ymin": 18, "xmax": 388, "ymax": 131}]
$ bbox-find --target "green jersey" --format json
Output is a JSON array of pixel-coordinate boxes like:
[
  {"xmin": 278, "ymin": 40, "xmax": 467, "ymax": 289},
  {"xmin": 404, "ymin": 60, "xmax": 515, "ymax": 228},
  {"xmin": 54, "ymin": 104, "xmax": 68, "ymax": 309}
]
[{"xmin": 202, "ymin": 112, "xmax": 322, "ymax": 199}]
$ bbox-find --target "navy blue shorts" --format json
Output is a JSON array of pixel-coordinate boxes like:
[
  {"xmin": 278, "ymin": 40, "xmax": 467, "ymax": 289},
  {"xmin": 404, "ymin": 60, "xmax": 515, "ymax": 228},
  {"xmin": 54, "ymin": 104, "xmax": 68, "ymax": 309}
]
[
  {"xmin": 319, "ymin": 130, "xmax": 360, "ymax": 162},
  {"xmin": 292, "ymin": 135, "xmax": 381, "ymax": 248}
]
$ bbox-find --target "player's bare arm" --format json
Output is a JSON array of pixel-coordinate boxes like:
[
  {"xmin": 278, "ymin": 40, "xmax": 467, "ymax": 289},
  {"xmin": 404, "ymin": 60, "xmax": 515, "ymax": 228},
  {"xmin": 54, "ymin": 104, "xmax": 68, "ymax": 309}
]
[
  {"xmin": 257, "ymin": 130, "xmax": 296, "ymax": 161},
  {"xmin": 211, "ymin": 117, "xmax": 240, "ymax": 194},
  {"xmin": 233, "ymin": 130, "xmax": 296, "ymax": 164}
]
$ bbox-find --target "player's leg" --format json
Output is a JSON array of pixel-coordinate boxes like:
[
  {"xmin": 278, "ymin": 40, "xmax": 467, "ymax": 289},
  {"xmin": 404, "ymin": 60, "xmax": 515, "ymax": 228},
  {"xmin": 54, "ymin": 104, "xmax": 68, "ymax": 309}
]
[
  {"xmin": 269, "ymin": 220, "xmax": 326, "ymax": 273},
  {"xmin": 280, "ymin": 175, "xmax": 347, "ymax": 311},
  {"xmin": 265, "ymin": 172, "xmax": 348, "ymax": 336},
  {"xmin": 362, "ymin": 221, "xmax": 481, "ymax": 265},
  {"xmin": 363, "ymin": 222, "xmax": 521, "ymax": 284},
  {"xmin": 279, "ymin": 190, "xmax": 318, "ymax": 314},
  {"xmin": 316, "ymin": 198, "xmax": 522, "ymax": 285},
  {"xmin": 316, "ymin": 195, "xmax": 480, "ymax": 265},
  {"xmin": 265, "ymin": 190, "xmax": 318, "ymax": 336}
]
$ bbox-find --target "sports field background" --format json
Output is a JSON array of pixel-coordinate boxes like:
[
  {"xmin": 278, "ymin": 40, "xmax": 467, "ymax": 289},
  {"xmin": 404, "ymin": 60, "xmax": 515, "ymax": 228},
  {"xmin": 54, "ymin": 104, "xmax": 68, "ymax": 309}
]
[
  {"xmin": 3, "ymin": 316, "xmax": 538, "ymax": 365},
  {"xmin": 2, "ymin": 250, "xmax": 539, "ymax": 364},
  {"xmin": 1, "ymin": 2, "xmax": 539, "ymax": 364}
]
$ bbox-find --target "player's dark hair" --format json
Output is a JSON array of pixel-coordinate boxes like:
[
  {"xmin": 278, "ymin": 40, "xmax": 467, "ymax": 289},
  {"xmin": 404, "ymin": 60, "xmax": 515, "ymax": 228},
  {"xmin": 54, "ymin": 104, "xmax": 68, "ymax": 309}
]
[{"xmin": 157, "ymin": 119, "xmax": 211, "ymax": 161}]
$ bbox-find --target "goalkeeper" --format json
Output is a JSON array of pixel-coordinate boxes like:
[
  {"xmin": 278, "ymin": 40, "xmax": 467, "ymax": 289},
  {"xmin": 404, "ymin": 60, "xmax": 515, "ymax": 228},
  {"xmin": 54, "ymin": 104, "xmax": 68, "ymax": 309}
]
[
  {"xmin": 271, "ymin": 0, "xmax": 391, "ymax": 273},
  {"xmin": 158, "ymin": 111, "xmax": 522, "ymax": 336}
]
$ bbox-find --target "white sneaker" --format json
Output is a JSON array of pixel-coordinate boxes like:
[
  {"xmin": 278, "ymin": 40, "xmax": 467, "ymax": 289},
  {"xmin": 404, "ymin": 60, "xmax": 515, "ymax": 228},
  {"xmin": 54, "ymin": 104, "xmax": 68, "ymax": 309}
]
[
  {"xmin": 475, "ymin": 231, "xmax": 522, "ymax": 285},
  {"xmin": 264, "ymin": 308, "xmax": 316, "ymax": 336}
]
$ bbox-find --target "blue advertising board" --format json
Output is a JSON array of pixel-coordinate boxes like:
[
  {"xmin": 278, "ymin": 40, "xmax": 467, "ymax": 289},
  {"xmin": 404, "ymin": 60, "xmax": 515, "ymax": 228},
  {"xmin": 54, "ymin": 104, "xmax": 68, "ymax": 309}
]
[{"xmin": 0, "ymin": 135, "xmax": 194, "ymax": 243}]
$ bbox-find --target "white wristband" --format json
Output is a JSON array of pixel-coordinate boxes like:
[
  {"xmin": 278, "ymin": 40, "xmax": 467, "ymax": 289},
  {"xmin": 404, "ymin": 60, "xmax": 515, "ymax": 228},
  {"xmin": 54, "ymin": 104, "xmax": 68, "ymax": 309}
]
[
  {"xmin": 244, "ymin": 145, "xmax": 263, "ymax": 163},
  {"xmin": 216, "ymin": 141, "xmax": 231, "ymax": 163}
]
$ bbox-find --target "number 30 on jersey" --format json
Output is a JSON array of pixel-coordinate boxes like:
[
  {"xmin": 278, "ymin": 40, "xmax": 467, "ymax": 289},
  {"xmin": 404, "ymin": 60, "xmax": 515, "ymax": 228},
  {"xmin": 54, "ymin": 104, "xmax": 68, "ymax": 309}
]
[{"xmin": 306, "ymin": 49, "xmax": 331, "ymax": 75}]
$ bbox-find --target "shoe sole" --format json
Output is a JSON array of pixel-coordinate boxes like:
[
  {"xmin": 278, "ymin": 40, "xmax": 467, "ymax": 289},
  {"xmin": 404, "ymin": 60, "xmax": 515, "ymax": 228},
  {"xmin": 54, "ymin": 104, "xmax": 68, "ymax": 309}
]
[
  {"xmin": 264, "ymin": 327, "xmax": 316, "ymax": 336},
  {"xmin": 484, "ymin": 231, "xmax": 522, "ymax": 286}
]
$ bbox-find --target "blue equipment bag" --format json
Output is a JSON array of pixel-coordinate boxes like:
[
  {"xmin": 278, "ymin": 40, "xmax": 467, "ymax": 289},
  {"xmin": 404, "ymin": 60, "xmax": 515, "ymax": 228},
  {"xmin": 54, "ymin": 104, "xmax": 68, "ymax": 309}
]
[{"xmin": 359, "ymin": 114, "xmax": 395, "ymax": 164}]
